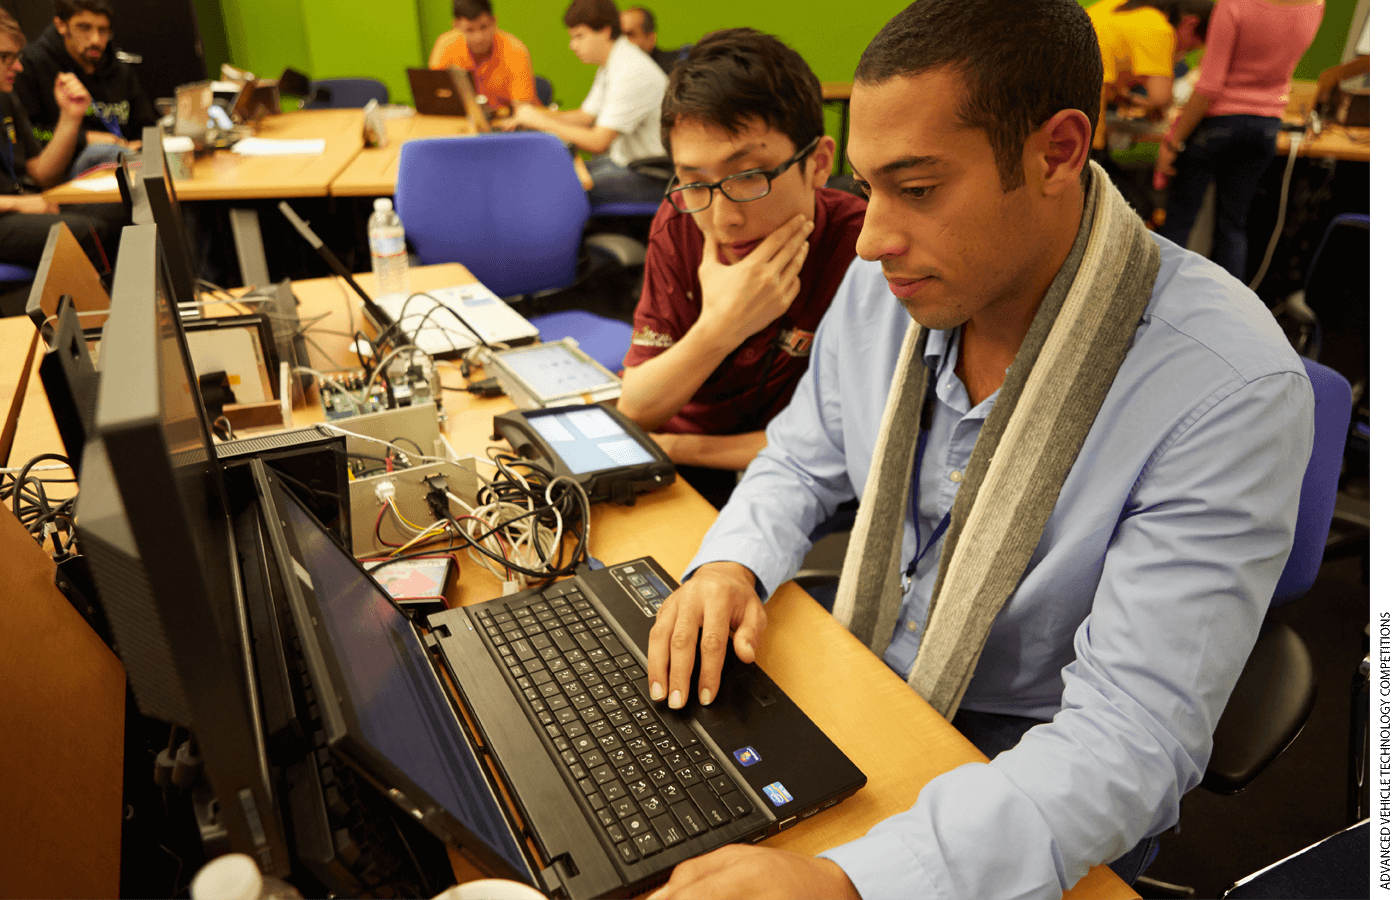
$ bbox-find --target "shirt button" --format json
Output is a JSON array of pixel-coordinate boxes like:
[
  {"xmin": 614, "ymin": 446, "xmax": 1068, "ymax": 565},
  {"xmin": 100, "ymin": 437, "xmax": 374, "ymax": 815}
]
[
  {"xmin": 906, "ymin": 620, "xmax": 918, "ymax": 633},
  {"xmin": 949, "ymin": 470, "xmax": 963, "ymax": 483}
]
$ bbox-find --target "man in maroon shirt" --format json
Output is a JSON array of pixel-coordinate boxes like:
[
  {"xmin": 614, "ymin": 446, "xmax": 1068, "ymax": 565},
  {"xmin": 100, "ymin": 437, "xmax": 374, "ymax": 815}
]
[{"xmin": 617, "ymin": 28, "xmax": 866, "ymax": 509}]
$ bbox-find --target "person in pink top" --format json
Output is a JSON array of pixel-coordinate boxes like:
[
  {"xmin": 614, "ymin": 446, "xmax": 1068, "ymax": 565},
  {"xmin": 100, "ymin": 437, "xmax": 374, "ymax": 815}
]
[{"xmin": 1155, "ymin": 0, "xmax": 1324, "ymax": 281}]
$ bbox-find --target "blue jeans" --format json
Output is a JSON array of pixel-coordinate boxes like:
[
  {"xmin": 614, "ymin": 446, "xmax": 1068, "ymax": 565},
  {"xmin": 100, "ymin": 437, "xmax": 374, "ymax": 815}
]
[
  {"xmin": 949, "ymin": 709, "xmax": 1161, "ymax": 886},
  {"xmin": 1158, "ymin": 114, "xmax": 1281, "ymax": 282},
  {"xmin": 68, "ymin": 141, "xmax": 127, "ymax": 180},
  {"xmin": 586, "ymin": 157, "xmax": 667, "ymax": 205}
]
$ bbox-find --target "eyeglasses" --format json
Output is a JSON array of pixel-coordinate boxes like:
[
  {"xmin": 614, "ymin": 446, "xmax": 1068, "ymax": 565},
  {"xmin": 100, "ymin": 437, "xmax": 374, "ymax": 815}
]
[{"xmin": 665, "ymin": 137, "xmax": 820, "ymax": 214}]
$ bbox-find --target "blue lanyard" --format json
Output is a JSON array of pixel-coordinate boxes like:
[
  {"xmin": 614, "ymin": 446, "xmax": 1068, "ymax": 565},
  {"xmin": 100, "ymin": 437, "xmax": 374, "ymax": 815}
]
[
  {"xmin": 95, "ymin": 108, "xmax": 123, "ymax": 139},
  {"xmin": 902, "ymin": 381, "xmax": 954, "ymax": 594}
]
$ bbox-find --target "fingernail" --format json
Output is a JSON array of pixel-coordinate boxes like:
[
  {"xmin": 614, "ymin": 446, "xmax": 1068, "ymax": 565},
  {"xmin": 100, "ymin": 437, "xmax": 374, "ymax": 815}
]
[
  {"xmin": 651, "ymin": 682, "xmax": 665, "ymax": 701},
  {"xmin": 669, "ymin": 690, "xmax": 683, "ymax": 709},
  {"xmin": 739, "ymin": 640, "xmax": 753, "ymax": 658},
  {"xmin": 699, "ymin": 688, "xmax": 712, "ymax": 706}
]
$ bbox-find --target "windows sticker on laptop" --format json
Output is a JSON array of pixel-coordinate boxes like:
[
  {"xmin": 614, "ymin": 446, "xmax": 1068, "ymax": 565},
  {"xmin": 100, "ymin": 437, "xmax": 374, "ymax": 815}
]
[{"xmin": 734, "ymin": 747, "xmax": 761, "ymax": 767}]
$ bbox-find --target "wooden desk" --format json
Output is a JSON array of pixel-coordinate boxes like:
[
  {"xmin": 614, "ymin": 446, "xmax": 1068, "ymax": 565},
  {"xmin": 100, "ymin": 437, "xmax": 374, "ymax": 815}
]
[
  {"xmin": 45, "ymin": 109, "xmax": 370, "ymax": 206},
  {"xmin": 330, "ymin": 113, "xmax": 474, "ymax": 197},
  {"xmin": 2, "ymin": 264, "xmax": 1132, "ymax": 898},
  {"xmin": 282, "ymin": 265, "xmax": 1134, "ymax": 899},
  {"xmin": 1112, "ymin": 80, "xmax": 1370, "ymax": 164}
]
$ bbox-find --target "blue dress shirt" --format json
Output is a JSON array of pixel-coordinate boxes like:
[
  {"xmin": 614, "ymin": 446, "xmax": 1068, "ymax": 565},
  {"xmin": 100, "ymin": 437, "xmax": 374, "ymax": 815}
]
[{"xmin": 686, "ymin": 235, "xmax": 1314, "ymax": 899}]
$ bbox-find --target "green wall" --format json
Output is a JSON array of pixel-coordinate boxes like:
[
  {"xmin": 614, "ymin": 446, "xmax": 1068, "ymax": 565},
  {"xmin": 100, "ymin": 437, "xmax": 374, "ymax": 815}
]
[{"xmin": 209, "ymin": 0, "xmax": 1360, "ymax": 111}]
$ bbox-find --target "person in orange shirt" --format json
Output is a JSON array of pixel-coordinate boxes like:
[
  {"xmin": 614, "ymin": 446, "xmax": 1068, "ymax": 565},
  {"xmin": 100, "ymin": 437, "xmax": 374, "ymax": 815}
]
[{"xmin": 429, "ymin": 0, "xmax": 538, "ymax": 114}]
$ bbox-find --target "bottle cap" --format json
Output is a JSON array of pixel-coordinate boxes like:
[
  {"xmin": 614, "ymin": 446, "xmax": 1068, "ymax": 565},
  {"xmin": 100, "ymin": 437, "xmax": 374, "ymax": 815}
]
[
  {"xmin": 190, "ymin": 852, "xmax": 262, "ymax": 900},
  {"xmin": 374, "ymin": 197, "xmax": 394, "ymax": 212}
]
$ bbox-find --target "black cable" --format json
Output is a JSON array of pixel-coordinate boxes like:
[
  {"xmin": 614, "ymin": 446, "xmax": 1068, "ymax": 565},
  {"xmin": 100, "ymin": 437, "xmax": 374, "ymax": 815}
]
[{"xmin": 387, "ymin": 436, "xmax": 425, "ymax": 456}]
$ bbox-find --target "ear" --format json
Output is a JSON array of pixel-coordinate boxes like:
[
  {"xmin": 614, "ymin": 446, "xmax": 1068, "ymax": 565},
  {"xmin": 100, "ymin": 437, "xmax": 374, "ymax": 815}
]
[
  {"xmin": 1029, "ymin": 109, "xmax": 1091, "ymax": 198},
  {"xmin": 807, "ymin": 135, "xmax": 837, "ymax": 190},
  {"xmin": 53, "ymin": 15, "xmax": 64, "ymax": 32}
]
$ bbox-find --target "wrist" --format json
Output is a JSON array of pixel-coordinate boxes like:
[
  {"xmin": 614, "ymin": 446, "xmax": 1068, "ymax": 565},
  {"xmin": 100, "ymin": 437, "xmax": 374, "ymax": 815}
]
[{"xmin": 696, "ymin": 561, "xmax": 757, "ymax": 592}]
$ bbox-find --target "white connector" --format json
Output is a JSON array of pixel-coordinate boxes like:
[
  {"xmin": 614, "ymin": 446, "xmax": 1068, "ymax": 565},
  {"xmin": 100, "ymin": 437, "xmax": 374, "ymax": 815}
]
[{"xmin": 374, "ymin": 479, "xmax": 397, "ymax": 505}]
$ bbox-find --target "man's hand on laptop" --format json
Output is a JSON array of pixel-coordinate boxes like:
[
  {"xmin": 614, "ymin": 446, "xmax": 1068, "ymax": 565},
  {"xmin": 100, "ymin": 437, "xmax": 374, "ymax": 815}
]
[
  {"xmin": 651, "ymin": 845, "xmax": 861, "ymax": 900},
  {"xmin": 695, "ymin": 214, "xmax": 812, "ymax": 345},
  {"xmin": 647, "ymin": 561, "xmax": 766, "ymax": 708}
]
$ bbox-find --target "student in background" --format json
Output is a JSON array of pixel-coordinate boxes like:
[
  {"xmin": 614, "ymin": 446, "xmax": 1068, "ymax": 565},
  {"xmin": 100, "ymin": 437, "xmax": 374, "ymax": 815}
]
[
  {"xmin": 1155, "ymin": 0, "xmax": 1324, "ymax": 281},
  {"xmin": 621, "ymin": 6, "xmax": 683, "ymax": 75},
  {"xmin": 500, "ymin": 0, "xmax": 668, "ymax": 204},
  {"xmin": 429, "ymin": 0, "xmax": 539, "ymax": 114},
  {"xmin": 1088, "ymin": 0, "xmax": 1213, "ymax": 119},
  {"xmin": 13, "ymin": 0, "xmax": 157, "ymax": 178},
  {"xmin": 615, "ymin": 28, "xmax": 864, "ymax": 510},
  {"xmin": 0, "ymin": 8, "xmax": 120, "ymax": 271}
]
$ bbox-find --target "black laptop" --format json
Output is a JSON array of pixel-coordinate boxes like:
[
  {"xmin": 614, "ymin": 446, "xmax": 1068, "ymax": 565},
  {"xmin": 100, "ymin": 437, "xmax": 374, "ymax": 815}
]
[{"xmin": 251, "ymin": 462, "xmax": 866, "ymax": 898}]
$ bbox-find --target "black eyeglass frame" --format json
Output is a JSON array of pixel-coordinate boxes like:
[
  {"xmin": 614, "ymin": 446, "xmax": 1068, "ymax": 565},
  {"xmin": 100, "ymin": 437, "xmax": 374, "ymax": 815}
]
[{"xmin": 664, "ymin": 137, "xmax": 822, "ymax": 214}]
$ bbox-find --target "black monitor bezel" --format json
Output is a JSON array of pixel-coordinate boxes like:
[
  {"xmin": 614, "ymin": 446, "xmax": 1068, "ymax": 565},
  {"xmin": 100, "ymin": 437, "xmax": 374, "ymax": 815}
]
[
  {"xmin": 140, "ymin": 125, "xmax": 199, "ymax": 305},
  {"xmin": 83, "ymin": 222, "xmax": 290, "ymax": 873}
]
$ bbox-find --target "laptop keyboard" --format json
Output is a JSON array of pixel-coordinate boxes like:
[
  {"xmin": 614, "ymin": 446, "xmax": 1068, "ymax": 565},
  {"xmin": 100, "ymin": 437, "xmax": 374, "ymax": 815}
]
[{"xmin": 471, "ymin": 580, "xmax": 757, "ymax": 865}]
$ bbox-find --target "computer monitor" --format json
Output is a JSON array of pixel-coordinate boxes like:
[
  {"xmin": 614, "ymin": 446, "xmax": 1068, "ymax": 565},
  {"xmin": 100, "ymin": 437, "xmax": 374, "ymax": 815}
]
[
  {"xmin": 140, "ymin": 126, "xmax": 199, "ymax": 306},
  {"xmin": 37, "ymin": 296, "xmax": 99, "ymax": 471},
  {"xmin": 116, "ymin": 149, "xmax": 152, "ymax": 226},
  {"xmin": 174, "ymin": 80, "xmax": 213, "ymax": 147},
  {"xmin": 76, "ymin": 223, "xmax": 291, "ymax": 874}
]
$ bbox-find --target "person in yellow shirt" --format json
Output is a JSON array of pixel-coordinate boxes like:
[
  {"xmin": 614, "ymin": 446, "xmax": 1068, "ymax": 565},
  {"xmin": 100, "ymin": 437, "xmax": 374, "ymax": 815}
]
[
  {"xmin": 429, "ymin": 0, "xmax": 538, "ymax": 114},
  {"xmin": 1088, "ymin": 0, "xmax": 1212, "ymax": 117}
]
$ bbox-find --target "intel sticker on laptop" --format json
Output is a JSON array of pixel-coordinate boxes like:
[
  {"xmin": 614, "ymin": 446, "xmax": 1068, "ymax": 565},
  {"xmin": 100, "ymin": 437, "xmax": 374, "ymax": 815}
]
[
  {"xmin": 762, "ymin": 782, "xmax": 793, "ymax": 806},
  {"xmin": 733, "ymin": 746, "xmax": 761, "ymax": 767}
]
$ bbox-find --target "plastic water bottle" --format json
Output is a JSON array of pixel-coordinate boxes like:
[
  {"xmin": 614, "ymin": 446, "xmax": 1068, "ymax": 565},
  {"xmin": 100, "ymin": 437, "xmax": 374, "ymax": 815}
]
[
  {"xmin": 190, "ymin": 853, "xmax": 302, "ymax": 900},
  {"xmin": 369, "ymin": 197, "xmax": 409, "ymax": 297}
]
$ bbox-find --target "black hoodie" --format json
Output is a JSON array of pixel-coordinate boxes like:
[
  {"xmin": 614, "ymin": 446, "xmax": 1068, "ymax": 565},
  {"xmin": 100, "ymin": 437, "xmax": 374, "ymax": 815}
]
[{"xmin": 13, "ymin": 24, "xmax": 158, "ymax": 144}]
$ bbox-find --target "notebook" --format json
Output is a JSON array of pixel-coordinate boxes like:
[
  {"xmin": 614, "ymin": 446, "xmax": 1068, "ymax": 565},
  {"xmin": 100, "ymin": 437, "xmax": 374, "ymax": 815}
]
[
  {"xmin": 251, "ymin": 463, "xmax": 866, "ymax": 898},
  {"xmin": 370, "ymin": 282, "xmax": 540, "ymax": 355}
]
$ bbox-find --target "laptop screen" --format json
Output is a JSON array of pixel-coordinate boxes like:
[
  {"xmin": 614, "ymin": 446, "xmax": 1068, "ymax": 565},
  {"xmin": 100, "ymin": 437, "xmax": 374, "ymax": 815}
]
[{"xmin": 278, "ymin": 489, "xmax": 532, "ymax": 878}]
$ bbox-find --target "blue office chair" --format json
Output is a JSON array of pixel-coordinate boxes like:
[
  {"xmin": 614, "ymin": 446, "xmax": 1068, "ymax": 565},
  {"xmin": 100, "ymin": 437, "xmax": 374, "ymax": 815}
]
[
  {"xmin": 534, "ymin": 75, "xmax": 554, "ymax": 108},
  {"xmin": 397, "ymin": 133, "xmax": 591, "ymax": 296},
  {"xmin": 394, "ymin": 132, "xmax": 638, "ymax": 364},
  {"xmin": 1200, "ymin": 357, "xmax": 1351, "ymax": 794},
  {"xmin": 303, "ymin": 78, "xmax": 389, "ymax": 109},
  {"xmin": 0, "ymin": 263, "xmax": 37, "ymax": 318},
  {"xmin": 531, "ymin": 309, "xmax": 632, "ymax": 373}
]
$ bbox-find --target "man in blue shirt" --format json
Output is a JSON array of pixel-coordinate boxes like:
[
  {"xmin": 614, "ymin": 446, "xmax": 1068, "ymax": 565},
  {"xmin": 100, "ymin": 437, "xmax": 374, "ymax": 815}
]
[{"xmin": 645, "ymin": 1, "xmax": 1312, "ymax": 898}]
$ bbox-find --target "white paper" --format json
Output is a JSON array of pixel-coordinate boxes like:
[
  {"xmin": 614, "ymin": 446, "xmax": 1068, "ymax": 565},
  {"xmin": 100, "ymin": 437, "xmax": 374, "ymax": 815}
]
[
  {"xmin": 70, "ymin": 173, "xmax": 120, "ymax": 192},
  {"xmin": 231, "ymin": 137, "xmax": 326, "ymax": 156}
]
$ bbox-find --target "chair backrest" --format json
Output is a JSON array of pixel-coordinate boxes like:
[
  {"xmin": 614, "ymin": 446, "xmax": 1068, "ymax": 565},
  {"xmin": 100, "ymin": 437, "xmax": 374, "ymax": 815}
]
[
  {"xmin": 1271, "ymin": 358, "xmax": 1351, "ymax": 606},
  {"xmin": 395, "ymin": 133, "xmax": 591, "ymax": 297},
  {"xmin": 0, "ymin": 263, "xmax": 34, "ymax": 283},
  {"xmin": 534, "ymin": 75, "xmax": 554, "ymax": 108},
  {"xmin": 305, "ymin": 77, "xmax": 389, "ymax": 109}
]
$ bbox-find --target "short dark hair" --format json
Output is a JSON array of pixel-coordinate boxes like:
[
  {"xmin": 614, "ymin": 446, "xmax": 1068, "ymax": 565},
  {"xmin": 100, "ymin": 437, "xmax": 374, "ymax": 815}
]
[
  {"xmin": 626, "ymin": 6, "xmax": 655, "ymax": 34},
  {"xmin": 563, "ymin": 0, "xmax": 620, "ymax": 39},
  {"xmin": 1119, "ymin": 0, "xmax": 1214, "ymax": 40},
  {"xmin": 855, "ymin": 0, "xmax": 1101, "ymax": 191},
  {"xmin": 55, "ymin": 0, "xmax": 114, "ymax": 21},
  {"xmin": 661, "ymin": 28, "xmax": 824, "ymax": 162},
  {"xmin": 452, "ymin": 0, "xmax": 492, "ymax": 19}
]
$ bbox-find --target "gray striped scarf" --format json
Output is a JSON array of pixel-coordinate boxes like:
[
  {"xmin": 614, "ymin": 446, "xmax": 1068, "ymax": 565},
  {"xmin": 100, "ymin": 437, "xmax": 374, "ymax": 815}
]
[{"xmin": 831, "ymin": 162, "xmax": 1160, "ymax": 719}]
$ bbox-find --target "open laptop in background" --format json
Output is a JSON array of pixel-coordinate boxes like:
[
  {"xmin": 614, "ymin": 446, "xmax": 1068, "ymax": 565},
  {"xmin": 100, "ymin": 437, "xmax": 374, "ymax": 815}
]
[
  {"xmin": 276, "ymin": 203, "xmax": 539, "ymax": 355},
  {"xmin": 406, "ymin": 67, "xmax": 493, "ymax": 134},
  {"xmin": 251, "ymin": 464, "xmax": 867, "ymax": 898}
]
